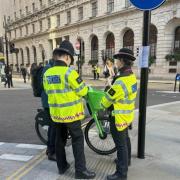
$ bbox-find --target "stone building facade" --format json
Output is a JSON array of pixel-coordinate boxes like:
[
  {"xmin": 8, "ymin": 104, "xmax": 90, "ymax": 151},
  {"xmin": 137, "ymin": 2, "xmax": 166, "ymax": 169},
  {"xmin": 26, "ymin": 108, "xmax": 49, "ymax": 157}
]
[{"xmin": 2, "ymin": 0, "xmax": 180, "ymax": 79}]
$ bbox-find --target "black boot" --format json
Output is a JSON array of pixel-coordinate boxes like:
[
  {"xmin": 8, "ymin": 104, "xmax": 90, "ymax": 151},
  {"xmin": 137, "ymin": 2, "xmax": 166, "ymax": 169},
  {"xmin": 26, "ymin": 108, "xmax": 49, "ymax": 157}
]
[
  {"xmin": 107, "ymin": 172, "xmax": 127, "ymax": 180},
  {"xmin": 59, "ymin": 163, "xmax": 70, "ymax": 175},
  {"xmin": 75, "ymin": 170, "xmax": 96, "ymax": 179},
  {"xmin": 48, "ymin": 153, "xmax": 56, "ymax": 161}
]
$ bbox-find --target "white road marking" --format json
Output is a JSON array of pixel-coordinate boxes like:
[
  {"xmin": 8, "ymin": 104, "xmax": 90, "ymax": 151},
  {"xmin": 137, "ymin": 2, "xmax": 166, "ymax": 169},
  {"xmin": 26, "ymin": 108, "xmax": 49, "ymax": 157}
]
[
  {"xmin": 0, "ymin": 154, "xmax": 33, "ymax": 162},
  {"xmin": 156, "ymin": 91, "xmax": 180, "ymax": 94},
  {"xmin": 147, "ymin": 101, "xmax": 180, "ymax": 109},
  {"xmin": 16, "ymin": 144, "xmax": 46, "ymax": 150},
  {"xmin": 0, "ymin": 142, "xmax": 5, "ymax": 146}
]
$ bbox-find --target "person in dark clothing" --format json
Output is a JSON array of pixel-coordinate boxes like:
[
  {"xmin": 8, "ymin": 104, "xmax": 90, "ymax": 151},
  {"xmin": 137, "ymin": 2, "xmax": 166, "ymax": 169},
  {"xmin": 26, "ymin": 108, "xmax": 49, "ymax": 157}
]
[
  {"xmin": 21, "ymin": 65, "xmax": 27, "ymax": 83},
  {"xmin": 4, "ymin": 65, "xmax": 13, "ymax": 88},
  {"xmin": 41, "ymin": 59, "xmax": 56, "ymax": 161}
]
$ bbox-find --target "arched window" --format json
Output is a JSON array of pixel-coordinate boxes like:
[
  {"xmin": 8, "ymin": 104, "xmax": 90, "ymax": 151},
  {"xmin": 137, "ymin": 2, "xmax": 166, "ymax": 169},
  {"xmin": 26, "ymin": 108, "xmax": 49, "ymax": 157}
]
[
  {"xmin": 91, "ymin": 35, "xmax": 99, "ymax": 61},
  {"xmin": 123, "ymin": 29, "xmax": 134, "ymax": 51},
  {"xmin": 174, "ymin": 26, "xmax": 180, "ymax": 53},
  {"xmin": 150, "ymin": 25, "xmax": 158, "ymax": 58},
  {"xmin": 20, "ymin": 48, "xmax": 24, "ymax": 65},
  {"xmin": 26, "ymin": 47, "xmax": 30, "ymax": 64},
  {"xmin": 106, "ymin": 32, "xmax": 115, "ymax": 58},
  {"xmin": 32, "ymin": 46, "xmax": 37, "ymax": 63}
]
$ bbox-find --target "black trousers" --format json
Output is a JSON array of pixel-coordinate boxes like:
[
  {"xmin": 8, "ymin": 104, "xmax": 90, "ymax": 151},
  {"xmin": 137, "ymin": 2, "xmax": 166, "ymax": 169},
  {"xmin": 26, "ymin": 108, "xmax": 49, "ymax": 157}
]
[
  {"xmin": 110, "ymin": 118, "xmax": 131, "ymax": 178},
  {"xmin": 4, "ymin": 75, "xmax": 11, "ymax": 88},
  {"xmin": 93, "ymin": 71, "xmax": 96, "ymax": 80},
  {"xmin": 44, "ymin": 108, "xmax": 56, "ymax": 155},
  {"xmin": 55, "ymin": 121, "xmax": 86, "ymax": 172},
  {"xmin": 22, "ymin": 74, "xmax": 26, "ymax": 83}
]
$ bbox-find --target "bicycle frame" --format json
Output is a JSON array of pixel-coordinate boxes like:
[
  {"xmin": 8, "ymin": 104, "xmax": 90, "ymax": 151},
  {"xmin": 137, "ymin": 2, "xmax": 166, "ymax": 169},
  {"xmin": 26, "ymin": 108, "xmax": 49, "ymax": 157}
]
[{"xmin": 86, "ymin": 102, "xmax": 106, "ymax": 139}]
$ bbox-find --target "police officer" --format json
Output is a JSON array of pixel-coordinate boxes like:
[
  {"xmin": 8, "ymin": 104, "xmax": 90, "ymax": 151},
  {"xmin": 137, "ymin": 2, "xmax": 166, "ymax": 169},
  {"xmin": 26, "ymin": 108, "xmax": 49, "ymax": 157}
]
[
  {"xmin": 43, "ymin": 40, "xmax": 96, "ymax": 179},
  {"xmin": 101, "ymin": 48, "xmax": 137, "ymax": 180}
]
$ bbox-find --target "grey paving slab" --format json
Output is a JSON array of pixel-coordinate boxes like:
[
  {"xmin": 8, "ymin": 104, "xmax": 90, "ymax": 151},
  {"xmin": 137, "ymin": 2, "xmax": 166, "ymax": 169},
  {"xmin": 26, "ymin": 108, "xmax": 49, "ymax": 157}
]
[{"xmin": 9, "ymin": 101, "xmax": 180, "ymax": 180}]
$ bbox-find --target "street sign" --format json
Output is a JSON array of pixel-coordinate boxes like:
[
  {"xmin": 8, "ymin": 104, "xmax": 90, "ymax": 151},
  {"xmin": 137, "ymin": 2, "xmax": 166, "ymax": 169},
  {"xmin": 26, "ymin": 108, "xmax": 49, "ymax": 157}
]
[
  {"xmin": 176, "ymin": 74, "xmax": 180, "ymax": 81},
  {"xmin": 130, "ymin": 0, "xmax": 166, "ymax": 11}
]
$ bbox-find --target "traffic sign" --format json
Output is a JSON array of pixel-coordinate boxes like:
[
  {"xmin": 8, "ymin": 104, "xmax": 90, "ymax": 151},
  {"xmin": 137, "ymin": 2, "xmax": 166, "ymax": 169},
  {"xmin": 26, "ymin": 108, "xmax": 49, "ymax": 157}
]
[
  {"xmin": 176, "ymin": 74, "xmax": 180, "ymax": 81},
  {"xmin": 130, "ymin": 0, "xmax": 166, "ymax": 11}
]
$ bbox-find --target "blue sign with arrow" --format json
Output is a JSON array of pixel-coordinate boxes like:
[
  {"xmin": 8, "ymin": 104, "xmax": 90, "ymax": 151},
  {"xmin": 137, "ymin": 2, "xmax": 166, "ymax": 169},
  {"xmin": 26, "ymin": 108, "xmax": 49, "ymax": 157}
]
[
  {"xmin": 176, "ymin": 74, "xmax": 180, "ymax": 81},
  {"xmin": 130, "ymin": 0, "xmax": 166, "ymax": 11}
]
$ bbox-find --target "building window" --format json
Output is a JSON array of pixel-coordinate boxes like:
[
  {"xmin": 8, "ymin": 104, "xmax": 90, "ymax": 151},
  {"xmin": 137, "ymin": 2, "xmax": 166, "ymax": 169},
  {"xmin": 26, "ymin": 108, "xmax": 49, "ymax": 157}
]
[
  {"xmin": 92, "ymin": 1, "xmax": 98, "ymax": 17},
  {"xmin": 57, "ymin": 15, "xmax": 60, "ymax": 27},
  {"xmin": 25, "ymin": 6, "xmax": 28, "ymax": 15},
  {"xmin": 9, "ymin": 31, "xmax": 12, "ymax": 39},
  {"xmin": 32, "ymin": 3, "xmax": 35, "ymax": 12},
  {"xmin": 26, "ymin": 25, "xmax": 28, "ymax": 35},
  {"xmin": 174, "ymin": 26, "xmax": 180, "ymax": 53},
  {"xmin": 78, "ymin": 7, "xmax": 83, "ymax": 21},
  {"xmin": 149, "ymin": 25, "xmax": 157, "ymax": 58},
  {"xmin": 39, "ymin": 20, "xmax": 43, "ymax": 31},
  {"xmin": 48, "ymin": 18, "xmax": 51, "ymax": 29},
  {"xmin": 48, "ymin": 0, "xmax": 55, "ymax": 6},
  {"xmin": 64, "ymin": 36, "xmax": 69, "ymax": 41},
  {"xmin": 39, "ymin": 0, "xmax": 43, "ymax": 8},
  {"xmin": 20, "ymin": 9, "xmax": 22, "ymax": 17},
  {"xmin": 32, "ymin": 24, "xmax": 35, "ymax": 33},
  {"xmin": 106, "ymin": 32, "xmax": 115, "ymax": 59},
  {"xmin": 56, "ymin": 37, "xmax": 63, "ymax": 47},
  {"xmin": 67, "ymin": 11, "xmax": 71, "ymax": 24},
  {"xmin": 123, "ymin": 29, "xmax": 134, "ymax": 51},
  {"xmin": 20, "ymin": 27, "xmax": 22, "ymax": 37},
  {"xmin": 107, "ymin": 0, "xmax": 114, "ymax": 13},
  {"xmin": 91, "ymin": 36, "xmax": 99, "ymax": 61},
  {"xmin": 15, "ymin": 29, "xmax": 17, "ymax": 38},
  {"xmin": 125, "ymin": 0, "xmax": 131, "ymax": 8}
]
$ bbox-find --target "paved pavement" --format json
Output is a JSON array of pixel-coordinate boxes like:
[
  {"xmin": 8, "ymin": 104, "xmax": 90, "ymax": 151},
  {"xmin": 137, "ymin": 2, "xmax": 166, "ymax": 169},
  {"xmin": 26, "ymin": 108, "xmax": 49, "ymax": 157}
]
[
  {"xmin": 0, "ymin": 78, "xmax": 180, "ymax": 179},
  {"xmin": 0, "ymin": 101, "xmax": 180, "ymax": 179}
]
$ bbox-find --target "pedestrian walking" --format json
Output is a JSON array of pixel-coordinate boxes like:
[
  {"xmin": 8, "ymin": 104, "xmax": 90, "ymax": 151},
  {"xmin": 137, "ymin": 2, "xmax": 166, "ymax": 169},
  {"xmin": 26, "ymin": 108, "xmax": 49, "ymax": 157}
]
[
  {"xmin": 21, "ymin": 65, "xmax": 27, "ymax": 83},
  {"xmin": 96, "ymin": 65, "xmax": 100, "ymax": 80},
  {"xmin": 4, "ymin": 65, "xmax": 13, "ymax": 88},
  {"xmin": 27, "ymin": 65, "xmax": 31, "ymax": 81},
  {"xmin": 92, "ymin": 65, "xmax": 97, "ymax": 80},
  {"xmin": 101, "ymin": 48, "xmax": 137, "ymax": 180},
  {"xmin": 43, "ymin": 40, "xmax": 96, "ymax": 179},
  {"xmin": 9, "ymin": 65, "xmax": 13, "ymax": 87}
]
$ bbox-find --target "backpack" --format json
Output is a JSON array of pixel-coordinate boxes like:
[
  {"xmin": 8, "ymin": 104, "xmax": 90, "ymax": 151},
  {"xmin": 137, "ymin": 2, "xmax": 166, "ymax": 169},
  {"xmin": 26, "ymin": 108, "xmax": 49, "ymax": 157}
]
[{"xmin": 31, "ymin": 66, "xmax": 44, "ymax": 97}]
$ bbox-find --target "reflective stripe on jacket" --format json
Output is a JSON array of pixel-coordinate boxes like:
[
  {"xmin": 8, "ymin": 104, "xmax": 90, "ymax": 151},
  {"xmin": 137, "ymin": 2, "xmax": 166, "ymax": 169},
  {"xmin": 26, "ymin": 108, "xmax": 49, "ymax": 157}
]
[
  {"xmin": 101, "ymin": 74, "xmax": 137, "ymax": 131},
  {"xmin": 43, "ymin": 66, "xmax": 88, "ymax": 123}
]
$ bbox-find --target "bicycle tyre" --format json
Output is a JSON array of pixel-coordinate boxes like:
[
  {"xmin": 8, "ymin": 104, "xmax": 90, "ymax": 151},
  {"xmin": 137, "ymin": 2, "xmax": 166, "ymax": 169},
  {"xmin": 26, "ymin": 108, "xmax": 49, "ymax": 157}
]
[
  {"xmin": 85, "ymin": 118, "xmax": 116, "ymax": 155},
  {"xmin": 35, "ymin": 120, "xmax": 48, "ymax": 145}
]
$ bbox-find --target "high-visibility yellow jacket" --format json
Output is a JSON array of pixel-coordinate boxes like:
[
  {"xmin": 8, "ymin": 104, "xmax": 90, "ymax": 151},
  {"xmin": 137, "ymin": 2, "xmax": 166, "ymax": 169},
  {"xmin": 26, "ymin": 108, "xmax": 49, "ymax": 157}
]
[
  {"xmin": 96, "ymin": 67, "xmax": 100, "ymax": 74},
  {"xmin": 43, "ymin": 62, "xmax": 88, "ymax": 123},
  {"xmin": 101, "ymin": 73, "xmax": 137, "ymax": 131}
]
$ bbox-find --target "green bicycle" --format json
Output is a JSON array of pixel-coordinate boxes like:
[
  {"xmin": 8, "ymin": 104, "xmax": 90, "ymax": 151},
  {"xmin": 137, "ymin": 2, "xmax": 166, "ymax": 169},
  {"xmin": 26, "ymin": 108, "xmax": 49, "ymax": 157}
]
[{"xmin": 35, "ymin": 88, "xmax": 116, "ymax": 155}]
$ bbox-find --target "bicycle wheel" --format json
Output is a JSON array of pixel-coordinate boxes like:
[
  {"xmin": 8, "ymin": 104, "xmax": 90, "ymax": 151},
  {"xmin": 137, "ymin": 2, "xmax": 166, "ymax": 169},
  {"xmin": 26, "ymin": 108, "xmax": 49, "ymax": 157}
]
[
  {"xmin": 85, "ymin": 119, "xmax": 116, "ymax": 155},
  {"xmin": 35, "ymin": 113, "xmax": 49, "ymax": 145}
]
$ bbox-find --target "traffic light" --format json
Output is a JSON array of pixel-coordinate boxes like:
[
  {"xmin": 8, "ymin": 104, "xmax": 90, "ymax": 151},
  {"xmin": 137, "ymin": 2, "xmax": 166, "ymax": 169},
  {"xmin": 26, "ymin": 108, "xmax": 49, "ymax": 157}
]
[{"xmin": 9, "ymin": 42, "xmax": 15, "ymax": 53}]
